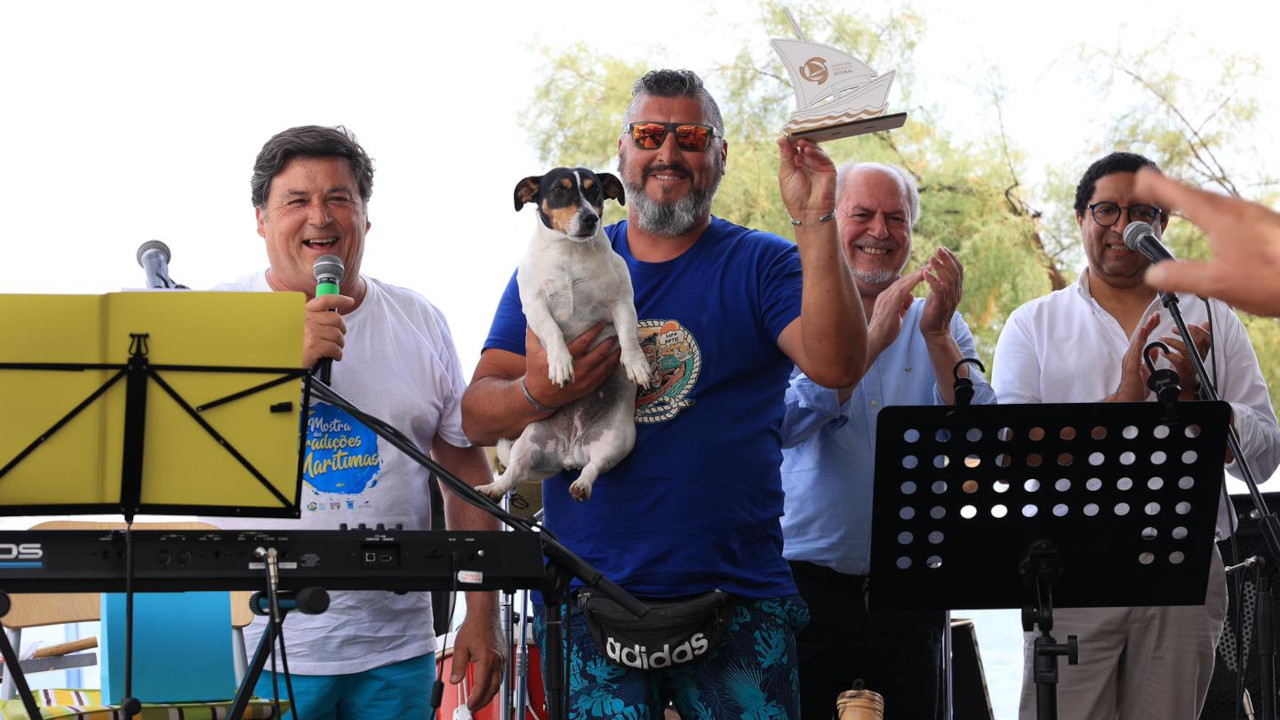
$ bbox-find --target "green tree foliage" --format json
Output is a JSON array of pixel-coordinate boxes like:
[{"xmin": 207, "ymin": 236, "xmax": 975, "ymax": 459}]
[
  {"xmin": 519, "ymin": 4, "xmax": 1278, "ymax": 407},
  {"xmin": 520, "ymin": 45, "xmax": 648, "ymax": 226}
]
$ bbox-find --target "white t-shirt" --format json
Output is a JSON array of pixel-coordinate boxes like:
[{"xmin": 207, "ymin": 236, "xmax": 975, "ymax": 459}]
[
  {"xmin": 993, "ymin": 271, "xmax": 1280, "ymax": 537},
  {"xmin": 204, "ymin": 272, "xmax": 470, "ymax": 674}
]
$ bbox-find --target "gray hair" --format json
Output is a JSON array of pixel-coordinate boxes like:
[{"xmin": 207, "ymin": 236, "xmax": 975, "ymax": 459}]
[
  {"xmin": 620, "ymin": 69, "xmax": 725, "ymax": 137},
  {"xmin": 835, "ymin": 161, "xmax": 920, "ymax": 228},
  {"xmin": 251, "ymin": 125, "xmax": 374, "ymax": 209}
]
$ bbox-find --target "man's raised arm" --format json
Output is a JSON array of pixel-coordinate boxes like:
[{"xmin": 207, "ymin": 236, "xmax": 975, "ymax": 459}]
[{"xmin": 774, "ymin": 136, "xmax": 867, "ymax": 389}]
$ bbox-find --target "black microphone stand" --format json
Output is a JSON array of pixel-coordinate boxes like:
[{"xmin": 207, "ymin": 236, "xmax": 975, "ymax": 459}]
[
  {"xmin": 313, "ymin": 359, "xmax": 331, "ymax": 386},
  {"xmin": 1143, "ymin": 341, "xmax": 1183, "ymax": 422},
  {"xmin": 1156, "ymin": 289, "xmax": 1280, "ymax": 720},
  {"xmin": 306, "ymin": 379, "xmax": 648, "ymax": 720}
]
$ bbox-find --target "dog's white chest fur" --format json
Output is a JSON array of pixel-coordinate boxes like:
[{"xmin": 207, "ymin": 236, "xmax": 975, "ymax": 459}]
[
  {"xmin": 522, "ymin": 235, "xmax": 630, "ymax": 344},
  {"xmin": 478, "ymin": 208, "xmax": 650, "ymax": 502}
]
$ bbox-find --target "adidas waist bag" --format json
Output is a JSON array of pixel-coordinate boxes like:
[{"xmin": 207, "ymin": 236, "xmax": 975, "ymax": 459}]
[{"xmin": 576, "ymin": 589, "xmax": 732, "ymax": 670}]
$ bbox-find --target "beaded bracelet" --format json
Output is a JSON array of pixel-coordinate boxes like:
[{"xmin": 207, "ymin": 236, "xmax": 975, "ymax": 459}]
[{"xmin": 520, "ymin": 377, "xmax": 556, "ymax": 414}]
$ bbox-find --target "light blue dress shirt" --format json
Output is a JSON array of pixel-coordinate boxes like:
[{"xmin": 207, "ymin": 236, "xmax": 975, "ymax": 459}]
[{"xmin": 780, "ymin": 298, "xmax": 996, "ymax": 575}]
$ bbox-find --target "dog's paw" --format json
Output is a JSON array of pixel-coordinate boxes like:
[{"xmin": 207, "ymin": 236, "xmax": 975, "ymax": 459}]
[
  {"xmin": 569, "ymin": 478, "xmax": 594, "ymax": 501},
  {"xmin": 475, "ymin": 481, "xmax": 509, "ymax": 501},
  {"xmin": 546, "ymin": 351, "xmax": 575, "ymax": 387},
  {"xmin": 621, "ymin": 350, "xmax": 651, "ymax": 387}
]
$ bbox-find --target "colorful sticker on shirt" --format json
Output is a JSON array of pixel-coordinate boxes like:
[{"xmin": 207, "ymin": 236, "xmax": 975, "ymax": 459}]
[
  {"xmin": 635, "ymin": 319, "xmax": 700, "ymax": 424},
  {"xmin": 303, "ymin": 402, "xmax": 382, "ymax": 496}
]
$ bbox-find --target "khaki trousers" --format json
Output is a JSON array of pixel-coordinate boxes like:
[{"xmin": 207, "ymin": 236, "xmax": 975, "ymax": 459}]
[{"xmin": 1018, "ymin": 548, "xmax": 1227, "ymax": 720}]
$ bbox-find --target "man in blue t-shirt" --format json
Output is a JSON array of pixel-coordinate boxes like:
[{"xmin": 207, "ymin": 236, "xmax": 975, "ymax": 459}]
[{"xmin": 461, "ymin": 69, "xmax": 867, "ymax": 717}]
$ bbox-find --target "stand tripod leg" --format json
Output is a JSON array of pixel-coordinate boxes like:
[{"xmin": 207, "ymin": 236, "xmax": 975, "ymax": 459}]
[
  {"xmin": 0, "ymin": 602, "xmax": 42, "ymax": 720},
  {"xmin": 515, "ymin": 591, "xmax": 534, "ymax": 720},
  {"xmin": 1033, "ymin": 633, "xmax": 1059, "ymax": 720},
  {"xmin": 122, "ymin": 527, "xmax": 140, "ymax": 718},
  {"xmin": 542, "ymin": 600, "xmax": 565, "ymax": 720},
  {"xmin": 500, "ymin": 590, "xmax": 513, "ymax": 720},
  {"xmin": 1021, "ymin": 542, "xmax": 1078, "ymax": 720},
  {"xmin": 1032, "ymin": 632, "xmax": 1079, "ymax": 720},
  {"xmin": 541, "ymin": 564, "xmax": 571, "ymax": 720},
  {"xmin": 228, "ymin": 621, "xmax": 281, "ymax": 720}
]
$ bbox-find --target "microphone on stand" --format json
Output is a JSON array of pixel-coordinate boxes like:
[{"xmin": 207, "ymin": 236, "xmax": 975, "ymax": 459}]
[
  {"xmin": 1124, "ymin": 222, "xmax": 1181, "ymax": 305},
  {"xmin": 136, "ymin": 240, "xmax": 186, "ymax": 289},
  {"xmin": 1123, "ymin": 221, "xmax": 1177, "ymax": 264},
  {"xmin": 312, "ymin": 255, "xmax": 345, "ymax": 385}
]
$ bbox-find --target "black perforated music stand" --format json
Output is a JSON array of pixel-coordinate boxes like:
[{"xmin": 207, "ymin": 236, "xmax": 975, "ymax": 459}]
[{"xmin": 869, "ymin": 401, "xmax": 1230, "ymax": 720}]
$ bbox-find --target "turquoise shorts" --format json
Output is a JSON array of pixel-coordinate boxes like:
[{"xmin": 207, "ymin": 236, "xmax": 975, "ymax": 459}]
[
  {"xmin": 535, "ymin": 594, "xmax": 809, "ymax": 719},
  {"xmin": 255, "ymin": 652, "xmax": 437, "ymax": 720}
]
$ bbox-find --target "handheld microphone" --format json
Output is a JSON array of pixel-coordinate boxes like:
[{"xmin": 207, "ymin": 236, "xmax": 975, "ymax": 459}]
[
  {"xmin": 312, "ymin": 255, "xmax": 345, "ymax": 385},
  {"xmin": 136, "ymin": 240, "xmax": 178, "ymax": 289},
  {"xmin": 314, "ymin": 254, "xmax": 345, "ymax": 297},
  {"xmin": 1123, "ymin": 221, "xmax": 1177, "ymax": 264}
]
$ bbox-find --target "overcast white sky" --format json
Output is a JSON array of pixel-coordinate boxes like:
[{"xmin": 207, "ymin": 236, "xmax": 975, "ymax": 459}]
[
  {"xmin": 4, "ymin": 1, "xmax": 1279, "ymax": 715},
  {"xmin": 6, "ymin": 1, "xmax": 1277, "ymax": 372}
]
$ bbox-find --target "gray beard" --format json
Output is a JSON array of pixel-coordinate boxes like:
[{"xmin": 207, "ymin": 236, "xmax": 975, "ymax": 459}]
[
  {"xmin": 621, "ymin": 170, "xmax": 721, "ymax": 237},
  {"xmin": 851, "ymin": 267, "xmax": 900, "ymax": 285},
  {"xmin": 616, "ymin": 151, "xmax": 721, "ymax": 235}
]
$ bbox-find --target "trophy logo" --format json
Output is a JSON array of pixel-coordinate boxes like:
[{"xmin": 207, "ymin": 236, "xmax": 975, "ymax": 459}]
[
  {"xmin": 799, "ymin": 57, "xmax": 829, "ymax": 85},
  {"xmin": 772, "ymin": 8, "xmax": 908, "ymax": 142}
]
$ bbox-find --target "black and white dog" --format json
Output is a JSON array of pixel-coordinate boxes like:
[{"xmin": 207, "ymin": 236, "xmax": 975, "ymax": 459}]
[{"xmin": 478, "ymin": 168, "xmax": 650, "ymax": 501}]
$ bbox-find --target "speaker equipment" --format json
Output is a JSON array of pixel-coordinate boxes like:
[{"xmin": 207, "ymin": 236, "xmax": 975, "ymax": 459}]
[
  {"xmin": 952, "ymin": 618, "xmax": 996, "ymax": 720},
  {"xmin": 1201, "ymin": 492, "xmax": 1280, "ymax": 719}
]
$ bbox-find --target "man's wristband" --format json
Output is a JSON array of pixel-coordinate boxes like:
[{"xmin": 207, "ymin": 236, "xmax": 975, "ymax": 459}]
[
  {"xmin": 790, "ymin": 211, "xmax": 837, "ymax": 226},
  {"xmin": 520, "ymin": 377, "xmax": 556, "ymax": 414}
]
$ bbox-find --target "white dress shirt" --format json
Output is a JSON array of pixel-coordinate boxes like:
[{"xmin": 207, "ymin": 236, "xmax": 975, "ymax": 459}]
[{"xmin": 993, "ymin": 270, "xmax": 1280, "ymax": 536}]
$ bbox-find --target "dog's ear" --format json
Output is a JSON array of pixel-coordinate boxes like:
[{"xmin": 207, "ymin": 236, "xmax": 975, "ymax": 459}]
[
  {"xmin": 597, "ymin": 172, "xmax": 625, "ymax": 207},
  {"xmin": 514, "ymin": 176, "xmax": 541, "ymax": 211}
]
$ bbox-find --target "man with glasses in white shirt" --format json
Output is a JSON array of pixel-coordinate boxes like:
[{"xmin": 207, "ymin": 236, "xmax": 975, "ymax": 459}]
[{"xmin": 993, "ymin": 151, "xmax": 1280, "ymax": 720}]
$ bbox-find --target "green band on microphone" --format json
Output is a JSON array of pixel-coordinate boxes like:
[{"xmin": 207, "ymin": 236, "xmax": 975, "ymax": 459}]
[{"xmin": 316, "ymin": 281, "xmax": 340, "ymax": 297}]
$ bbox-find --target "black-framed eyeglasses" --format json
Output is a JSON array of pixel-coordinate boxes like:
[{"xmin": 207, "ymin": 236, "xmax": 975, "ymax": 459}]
[
  {"xmin": 626, "ymin": 122, "xmax": 722, "ymax": 152},
  {"xmin": 1088, "ymin": 202, "xmax": 1164, "ymax": 227}
]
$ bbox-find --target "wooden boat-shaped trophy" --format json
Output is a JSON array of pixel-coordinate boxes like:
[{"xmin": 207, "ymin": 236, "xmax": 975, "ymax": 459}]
[{"xmin": 772, "ymin": 9, "xmax": 908, "ymax": 142}]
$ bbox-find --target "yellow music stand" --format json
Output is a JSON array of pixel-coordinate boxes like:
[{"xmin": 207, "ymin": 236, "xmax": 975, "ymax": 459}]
[
  {"xmin": 0, "ymin": 291, "xmax": 308, "ymax": 519},
  {"xmin": 0, "ymin": 291, "xmax": 310, "ymax": 719}
]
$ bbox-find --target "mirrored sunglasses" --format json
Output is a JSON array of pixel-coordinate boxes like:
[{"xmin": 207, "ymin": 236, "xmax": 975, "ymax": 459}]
[{"xmin": 627, "ymin": 122, "xmax": 721, "ymax": 152}]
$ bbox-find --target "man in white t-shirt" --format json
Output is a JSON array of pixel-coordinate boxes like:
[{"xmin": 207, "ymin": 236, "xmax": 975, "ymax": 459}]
[{"xmin": 211, "ymin": 125, "xmax": 504, "ymax": 719}]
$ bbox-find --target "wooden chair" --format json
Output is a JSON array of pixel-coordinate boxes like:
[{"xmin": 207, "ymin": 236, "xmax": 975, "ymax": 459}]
[{"xmin": 0, "ymin": 592, "xmax": 100, "ymax": 689}]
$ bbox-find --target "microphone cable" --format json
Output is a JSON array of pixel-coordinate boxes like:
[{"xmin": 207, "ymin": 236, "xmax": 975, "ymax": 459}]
[{"xmin": 256, "ymin": 548, "xmax": 301, "ymax": 720}]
